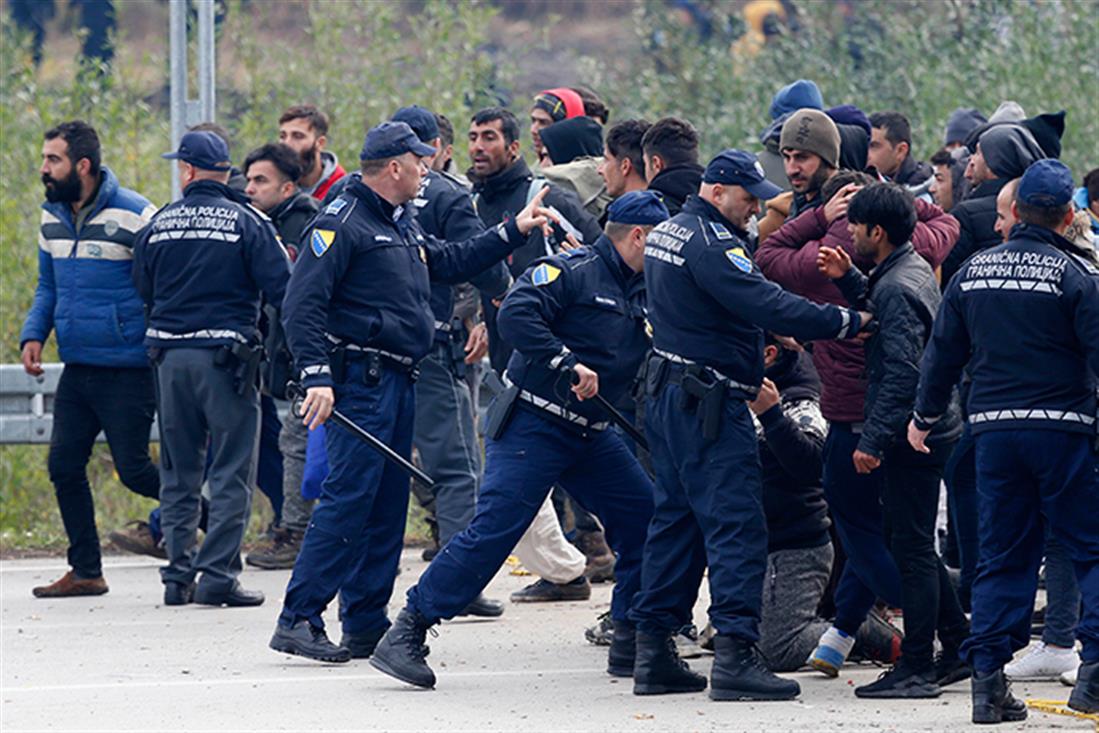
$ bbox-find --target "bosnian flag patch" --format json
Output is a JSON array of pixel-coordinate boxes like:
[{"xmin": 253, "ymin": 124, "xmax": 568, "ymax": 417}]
[
  {"xmin": 531, "ymin": 263, "xmax": 562, "ymax": 286},
  {"xmin": 311, "ymin": 229, "xmax": 335, "ymax": 257},
  {"xmin": 725, "ymin": 247, "xmax": 752, "ymax": 273}
]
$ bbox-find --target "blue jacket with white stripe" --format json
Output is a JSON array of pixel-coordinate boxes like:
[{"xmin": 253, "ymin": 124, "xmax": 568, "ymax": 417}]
[
  {"xmin": 915, "ymin": 223, "xmax": 1099, "ymax": 436},
  {"xmin": 20, "ymin": 166, "xmax": 157, "ymax": 368},
  {"xmin": 132, "ymin": 179, "xmax": 290, "ymax": 350}
]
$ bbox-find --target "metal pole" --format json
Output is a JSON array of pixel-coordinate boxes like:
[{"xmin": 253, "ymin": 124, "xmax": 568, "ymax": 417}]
[
  {"xmin": 168, "ymin": 0, "xmax": 188, "ymax": 201},
  {"xmin": 196, "ymin": 0, "xmax": 216, "ymax": 122}
]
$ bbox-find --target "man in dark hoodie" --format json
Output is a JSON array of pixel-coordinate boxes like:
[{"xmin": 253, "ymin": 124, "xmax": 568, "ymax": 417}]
[
  {"xmin": 827, "ymin": 104, "xmax": 871, "ymax": 173},
  {"xmin": 941, "ymin": 124, "xmax": 1046, "ymax": 285},
  {"xmin": 539, "ymin": 115, "xmax": 613, "ymax": 219},
  {"xmin": 642, "ymin": 117, "xmax": 704, "ymax": 216}
]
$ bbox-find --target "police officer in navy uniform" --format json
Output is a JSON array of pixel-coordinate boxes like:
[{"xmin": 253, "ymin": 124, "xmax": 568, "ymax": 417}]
[
  {"xmin": 367, "ymin": 190, "xmax": 666, "ymax": 689},
  {"xmin": 629, "ymin": 150, "xmax": 872, "ymax": 701},
  {"xmin": 133, "ymin": 130, "xmax": 290, "ymax": 607},
  {"xmin": 910, "ymin": 159, "xmax": 1099, "ymax": 724},
  {"xmin": 391, "ymin": 106, "xmax": 510, "ymax": 619},
  {"xmin": 268, "ymin": 121, "xmax": 557, "ymax": 663}
]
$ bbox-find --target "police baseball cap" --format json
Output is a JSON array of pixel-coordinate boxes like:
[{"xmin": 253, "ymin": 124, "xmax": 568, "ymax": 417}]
[
  {"xmin": 359, "ymin": 121, "xmax": 436, "ymax": 161},
  {"xmin": 606, "ymin": 190, "xmax": 670, "ymax": 225},
  {"xmin": 703, "ymin": 149, "xmax": 783, "ymax": 200},
  {"xmin": 1017, "ymin": 159, "xmax": 1074, "ymax": 207},
  {"xmin": 161, "ymin": 130, "xmax": 232, "ymax": 171},
  {"xmin": 391, "ymin": 106, "xmax": 440, "ymax": 144}
]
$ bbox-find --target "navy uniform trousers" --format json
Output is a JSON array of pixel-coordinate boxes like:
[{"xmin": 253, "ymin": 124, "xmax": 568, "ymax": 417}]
[
  {"xmin": 407, "ymin": 406, "xmax": 654, "ymax": 623},
  {"xmin": 963, "ymin": 429, "xmax": 1099, "ymax": 673},
  {"xmin": 629, "ymin": 381, "xmax": 768, "ymax": 641},
  {"xmin": 278, "ymin": 361, "xmax": 414, "ymax": 636}
]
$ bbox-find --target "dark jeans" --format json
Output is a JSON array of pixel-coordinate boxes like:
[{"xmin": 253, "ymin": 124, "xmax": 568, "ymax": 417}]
[
  {"xmin": 47, "ymin": 364, "xmax": 160, "ymax": 578},
  {"xmin": 944, "ymin": 424, "xmax": 979, "ymax": 610},
  {"xmin": 882, "ymin": 441, "xmax": 969, "ymax": 669}
]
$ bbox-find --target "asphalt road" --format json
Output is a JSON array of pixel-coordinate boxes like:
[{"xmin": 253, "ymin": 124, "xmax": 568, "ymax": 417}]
[{"xmin": 1, "ymin": 553, "xmax": 1091, "ymax": 732}]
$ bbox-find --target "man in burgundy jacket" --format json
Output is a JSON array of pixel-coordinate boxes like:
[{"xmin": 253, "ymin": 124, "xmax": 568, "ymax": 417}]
[{"xmin": 756, "ymin": 175, "xmax": 959, "ymax": 676}]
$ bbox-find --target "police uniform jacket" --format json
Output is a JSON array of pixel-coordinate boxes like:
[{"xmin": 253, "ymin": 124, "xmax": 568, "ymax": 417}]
[
  {"xmin": 415, "ymin": 170, "xmax": 510, "ymax": 343},
  {"xmin": 497, "ymin": 234, "xmax": 648, "ymax": 427},
  {"xmin": 133, "ymin": 179, "xmax": 290, "ymax": 350},
  {"xmin": 644, "ymin": 195, "xmax": 862, "ymax": 398},
  {"xmin": 283, "ymin": 177, "xmax": 524, "ymax": 389},
  {"xmin": 915, "ymin": 222, "xmax": 1099, "ymax": 436}
]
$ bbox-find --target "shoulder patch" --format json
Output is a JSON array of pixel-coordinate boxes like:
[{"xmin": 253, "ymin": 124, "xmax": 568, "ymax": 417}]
[
  {"xmin": 532, "ymin": 263, "xmax": 562, "ymax": 286},
  {"xmin": 311, "ymin": 229, "xmax": 335, "ymax": 257},
  {"xmin": 725, "ymin": 247, "xmax": 753, "ymax": 273},
  {"xmin": 709, "ymin": 221, "xmax": 733, "ymax": 240},
  {"xmin": 324, "ymin": 198, "xmax": 348, "ymax": 216}
]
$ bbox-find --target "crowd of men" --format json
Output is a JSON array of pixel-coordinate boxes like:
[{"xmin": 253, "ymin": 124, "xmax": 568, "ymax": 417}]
[{"xmin": 19, "ymin": 79, "xmax": 1099, "ymax": 725}]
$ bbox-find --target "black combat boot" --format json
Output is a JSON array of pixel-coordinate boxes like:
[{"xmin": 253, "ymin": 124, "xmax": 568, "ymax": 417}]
[
  {"xmin": 1068, "ymin": 660, "xmax": 1098, "ymax": 714},
  {"xmin": 710, "ymin": 635, "xmax": 800, "ymax": 701},
  {"xmin": 369, "ymin": 607, "xmax": 437, "ymax": 689},
  {"xmin": 340, "ymin": 626, "xmax": 387, "ymax": 659},
  {"xmin": 607, "ymin": 620, "xmax": 636, "ymax": 677},
  {"xmin": 633, "ymin": 631, "xmax": 708, "ymax": 695},
  {"xmin": 971, "ymin": 668, "xmax": 1027, "ymax": 724}
]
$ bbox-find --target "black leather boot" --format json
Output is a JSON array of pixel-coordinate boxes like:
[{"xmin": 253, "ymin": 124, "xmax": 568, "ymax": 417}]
[
  {"xmin": 369, "ymin": 607, "xmax": 437, "ymax": 689},
  {"xmin": 607, "ymin": 620, "xmax": 635, "ymax": 677},
  {"xmin": 710, "ymin": 635, "xmax": 800, "ymax": 701},
  {"xmin": 971, "ymin": 668, "xmax": 1027, "ymax": 724},
  {"xmin": 1068, "ymin": 660, "xmax": 1098, "ymax": 714},
  {"xmin": 340, "ymin": 626, "xmax": 387, "ymax": 659},
  {"xmin": 633, "ymin": 631, "xmax": 707, "ymax": 695}
]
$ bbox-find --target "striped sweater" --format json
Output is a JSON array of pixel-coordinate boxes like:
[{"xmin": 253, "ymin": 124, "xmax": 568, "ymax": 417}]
[{"xmin": 20, "ymin": 166, "xmax": 157, "ymax": 367}]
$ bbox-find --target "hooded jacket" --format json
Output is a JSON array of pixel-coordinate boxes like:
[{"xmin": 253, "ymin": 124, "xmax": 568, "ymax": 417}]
[
  {"xmin": 539, "ymin": 117, "xmax": 612, "ymax": 219},
  {"xmin": 980, "ymin": 125, "xmax": 1046, "ymax": 180},
  {"xmin": 269, "ymin": 190, "xmax": 320, "ymax": 260},
  {"xmin": 647, "ymin": 163, "xmax": 705, "ymax": 217},
  {"xmin": 21, "ymin": 166, "xmax": 157, "ymax": 368},
  {"xmin": 300, "ymin": 151, "xmax": 346, "ymax": 202},
  {"xmin": 756, "ymin": 198, "xmax": 959, "ymax": 422}
]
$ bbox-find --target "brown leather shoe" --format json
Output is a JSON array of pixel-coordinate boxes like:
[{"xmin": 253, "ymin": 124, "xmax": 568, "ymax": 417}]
[
  {"xmin": 32, "ymin": 571, "xmax": 109, "ymax": 598},
  {"xmin": 109, "ymin": 520, "xmax": 167, "ymax": 560}
]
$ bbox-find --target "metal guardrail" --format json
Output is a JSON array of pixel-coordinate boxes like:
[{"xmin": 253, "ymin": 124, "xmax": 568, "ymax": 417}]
[{"xmin": 0, "ymin": 363, "xmax": 68, "ymax": 444}]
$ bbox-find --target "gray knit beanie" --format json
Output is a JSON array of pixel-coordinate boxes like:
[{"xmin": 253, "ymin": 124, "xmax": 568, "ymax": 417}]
[{"xmin": 779, "ymin": 109, "xmax": 841, "ymax": 169}]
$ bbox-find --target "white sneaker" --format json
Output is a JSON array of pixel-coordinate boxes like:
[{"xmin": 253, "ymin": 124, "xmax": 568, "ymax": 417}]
[
  {"xmin": 1004, "ymin": 642, "xmax": 1079, "ymax": 680},
  {"xmin": 674, "ymin": 623, "xmax": 706, "ymax": 659},
  {"xmin": 1060, "ymin": 666, "xmax": 1078, "ymax": 686}
]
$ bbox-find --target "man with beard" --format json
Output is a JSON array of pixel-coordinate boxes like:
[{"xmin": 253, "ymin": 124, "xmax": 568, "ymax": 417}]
[
  {"xmin": 779, "ymin": 108, "xmax": 841, "ymax": 219},
  {"xmin": 278, "ymin": 104, "xmax": 346, "ymax": 202},
  {"xmin": 21, "ymin": 120, "xmax": 162, "ymax": 597}
]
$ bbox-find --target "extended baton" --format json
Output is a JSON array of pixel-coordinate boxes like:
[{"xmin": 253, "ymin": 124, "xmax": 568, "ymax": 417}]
[
  {"xmin": 570, "ymin": 370, "xmax": 650, "ymax": 452},
  {"xmin": 287, "ymin": 383, "xmax": 436, "ymax": 489}
]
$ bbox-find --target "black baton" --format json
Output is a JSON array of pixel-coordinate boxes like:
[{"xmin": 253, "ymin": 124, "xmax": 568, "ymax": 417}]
[
  {"xmin": 288, "ymin": 383, "xmax": 435, "ymax": 489},
  {"xmin": 570, "ymin": 370, "xmax": 650, "ymax": 452}
]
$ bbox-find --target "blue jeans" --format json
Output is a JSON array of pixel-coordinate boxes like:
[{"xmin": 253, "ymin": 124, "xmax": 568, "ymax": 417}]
[
  {"xmin": 407, "ymin": 406, "xmax": 653, "ymax": 623},
  {"xmin": 964, "ymin": 429, "xmax": 1099, "ymax": 673},
  {"xmin": 822, "ymin": 423, "xmax": 902, "ymax": 636},
  {"xmin": 278, "ymin": 362, "xmax": 415, "ymax": 635}
]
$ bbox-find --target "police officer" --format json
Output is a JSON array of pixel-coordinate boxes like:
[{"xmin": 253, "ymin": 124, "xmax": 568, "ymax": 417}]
[
  {"xmin": 629, "ymin": 150, "xmax": 872, "ymax": 701},
  {"xmin": 910, "ymin": 159, "xmax": 1099, "ymax": 724},
  {"xmin": 368, "ymin": 190, "xmax": 666, "ymax": 689},
  {"xmin": 268, "ymin": 121, "xmax": 556, "ymax": 663},
  {"xmin": 392, "ymin": 105, "xmax": 510, "ymax": 619},
  {"xmin": 132, "ymin": 130, "xmax": 290, "ymax": 607}
]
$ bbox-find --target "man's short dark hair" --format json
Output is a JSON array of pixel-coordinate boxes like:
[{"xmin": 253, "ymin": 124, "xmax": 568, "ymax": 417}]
[
  {"xmin": 44, "ymin": 120, "xmax": 100, "ymax": 176},
  {"xmin": 929, "ymin": 147, "xmax": 953, "ymax": 167},
  {"xmin": 279, "ymin": 104, "xmax": 330, "ymax": 137},
  {"xmin": 1084, "ymin": 167, "xmax": 1099, "ymax": 205},
  {"xmin": 869, "ymin": 111, "xmax": 912, "ymax": 147},
  {"xmin": 471, "ymin": 107, "xmax": 521, "ymax": 146},
  {"xmin": 189, "ymin": 121, "xmax": 232, "ymax": 146},
  {"xmin": 641, "ymin": 117, "xmax": 699, "ymax": 168},
  {"xmin": 243, "ymin": 143, "xmax": 302, "ymax": 183},
  {"xmin": 573, "ymin": 86, "xmax": 610, "ymax": 124},
  {"xmin": 1015, "ymin": 200, "xmax": 1072, "ymax": 230},
  {"xmin": 821, "ymin": 169, "xmax": 873, "ymax": 203},
  {"xmin": 435, "ymin": 113, "xmax": 454, "ymax": 148},
  {"xmin": 605, "ymin": 119, "xmax": 650, "ymax": 178},
  {"xmin": 847, "ymin": 182, "xmax": 918, "ymax": 245}
]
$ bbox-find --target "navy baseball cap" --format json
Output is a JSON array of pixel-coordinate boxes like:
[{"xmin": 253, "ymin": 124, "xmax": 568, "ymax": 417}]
[
  {"xmin": 606, "ymin": 190, "xmax": 670, "ymax": 225},
  {"xmin": 360, "ymin": 121, "xmax": 436, "ymax": 161},
  {"xmin": 703, "ymin": 149, "xmax": 782, "ymax": 200},
  {"xmin": 391, "ymin": 106, "xmax": 440, "ymax": 143},
  {"xmin": 161, "ymin": 130, "xmax": 231, "ymax": 171},
  {"xmin": 1017, "ymin": 159, "xmax": 1074, "ymax": 207}
]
